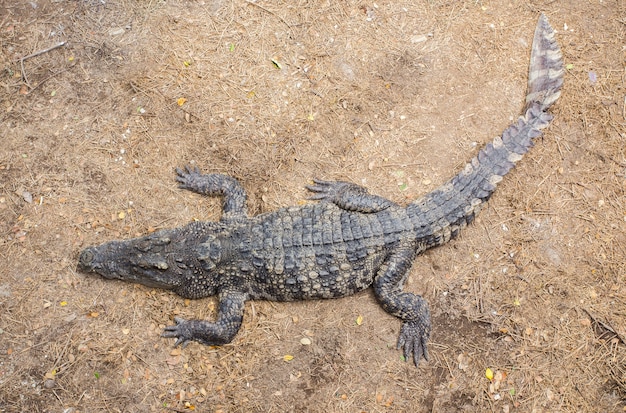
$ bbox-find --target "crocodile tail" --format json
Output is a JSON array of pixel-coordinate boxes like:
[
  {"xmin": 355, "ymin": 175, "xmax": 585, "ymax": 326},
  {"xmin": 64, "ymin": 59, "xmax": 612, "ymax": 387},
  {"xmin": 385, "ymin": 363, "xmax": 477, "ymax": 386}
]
[
  {"xmin": 525, "ymin": 14, "xmax": 564, "ymax": 111},
  {"xmin": 406, "ymin": 14, "xmax": 564, "ymax": 247}
]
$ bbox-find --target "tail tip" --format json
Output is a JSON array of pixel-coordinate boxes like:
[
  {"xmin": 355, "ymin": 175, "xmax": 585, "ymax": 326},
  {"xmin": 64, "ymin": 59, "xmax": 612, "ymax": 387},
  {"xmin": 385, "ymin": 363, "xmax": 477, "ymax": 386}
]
[{"xmin": 526, "ymin": 13, "xmax": 564, "ymax": 110}]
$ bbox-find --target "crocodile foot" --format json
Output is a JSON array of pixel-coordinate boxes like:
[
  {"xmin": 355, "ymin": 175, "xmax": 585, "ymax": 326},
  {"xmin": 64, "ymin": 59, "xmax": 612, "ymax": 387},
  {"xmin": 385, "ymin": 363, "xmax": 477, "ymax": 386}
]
[
  {"xmin": 162, "ymin": 316, "xmax": 197, "ymax": 347},
  {"xmin": 397, "ymin": 318, "xmax": 431, "ymax": 367},
  {"xmin": 306, "ymin": 179, "xmax": 354, "ymax": 200},
  {"xmin": 162, "ymin": 316, "xmax": 235, "ymax": 348},
  {"xmin": 175, "ymin": 165, "xmax": 203, "ymax": 190},
  {"xmin": 306, "ymin": 179, "xmax": 393, "ymax": 213}
]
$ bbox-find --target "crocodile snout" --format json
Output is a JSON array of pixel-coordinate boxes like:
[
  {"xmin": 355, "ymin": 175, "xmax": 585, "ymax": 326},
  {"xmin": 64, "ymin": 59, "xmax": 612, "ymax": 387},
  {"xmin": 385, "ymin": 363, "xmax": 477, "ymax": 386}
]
[{"xmin": 78, "ymin": 248, "xmax": 96, "ymax": 271}]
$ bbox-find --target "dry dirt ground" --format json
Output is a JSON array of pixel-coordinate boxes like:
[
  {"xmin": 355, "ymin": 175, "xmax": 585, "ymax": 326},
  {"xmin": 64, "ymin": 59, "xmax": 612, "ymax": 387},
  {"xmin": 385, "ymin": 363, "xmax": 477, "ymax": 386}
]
[{"xmin": 1, "ymin": 0, "xmax": 625, "ymax": 412}]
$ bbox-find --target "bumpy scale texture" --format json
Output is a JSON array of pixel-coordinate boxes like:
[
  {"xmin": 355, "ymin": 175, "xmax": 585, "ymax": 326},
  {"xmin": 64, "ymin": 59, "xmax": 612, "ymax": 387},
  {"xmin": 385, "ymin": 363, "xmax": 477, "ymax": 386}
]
[{"xmin": 78, "ymin": 14, "xmax": 564, "ymax": 367}]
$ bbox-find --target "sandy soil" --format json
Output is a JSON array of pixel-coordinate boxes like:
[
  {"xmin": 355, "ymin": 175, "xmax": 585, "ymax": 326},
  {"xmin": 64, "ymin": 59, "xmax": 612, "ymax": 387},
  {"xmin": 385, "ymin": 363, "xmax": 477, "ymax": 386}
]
[{"xmin": 1, "ymin": 0, "xmax": 624, "ymax": 412}]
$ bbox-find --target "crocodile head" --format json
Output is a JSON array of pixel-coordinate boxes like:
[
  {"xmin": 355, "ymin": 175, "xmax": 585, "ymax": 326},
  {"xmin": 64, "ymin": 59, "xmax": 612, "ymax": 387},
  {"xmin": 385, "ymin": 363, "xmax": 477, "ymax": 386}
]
[{"xmin": 78, "ymin": 229, "xmax": 185, "ymax": 290}]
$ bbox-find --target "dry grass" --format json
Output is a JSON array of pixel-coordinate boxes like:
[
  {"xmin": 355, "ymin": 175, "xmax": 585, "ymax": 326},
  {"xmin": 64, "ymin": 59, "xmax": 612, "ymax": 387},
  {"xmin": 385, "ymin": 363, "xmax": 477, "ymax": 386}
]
[{"xmin": 1, "ymin": 0, "xmax": 624, "ymax": 412}]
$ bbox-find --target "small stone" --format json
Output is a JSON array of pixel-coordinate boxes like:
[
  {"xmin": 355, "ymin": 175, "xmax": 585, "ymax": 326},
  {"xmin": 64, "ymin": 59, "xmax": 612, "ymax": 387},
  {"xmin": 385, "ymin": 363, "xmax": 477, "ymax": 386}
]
[
  {"xmin": 109, "ymin": 27, "xmax": 125, "ymax": 36},
  {"xmin": 410, "ymin": 34, "xmax": 427, "ymax": 43},
  {"xmin": 300, "ymin": 337, "xmax": 311, "ymax": 345},
  {"xmin": 22, "ymin": 191, "xmax": 33, "ymax": 203},
  {"xmin": 44, "ymin": 379, "xmax": 55, "ymax": 389}
]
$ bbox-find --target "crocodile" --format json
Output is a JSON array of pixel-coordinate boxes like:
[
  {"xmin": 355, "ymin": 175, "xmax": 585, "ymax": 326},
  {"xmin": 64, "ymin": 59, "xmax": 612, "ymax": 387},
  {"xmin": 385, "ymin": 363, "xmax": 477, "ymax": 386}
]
[{"xmin": 78, "ymin": 14, "xmax": 563, "ymax": 367}]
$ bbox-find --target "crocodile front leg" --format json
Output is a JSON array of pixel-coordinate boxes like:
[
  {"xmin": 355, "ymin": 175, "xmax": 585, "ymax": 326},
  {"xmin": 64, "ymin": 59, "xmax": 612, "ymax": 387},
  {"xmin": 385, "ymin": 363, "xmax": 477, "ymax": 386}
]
[
  {"xmin": 373, "ymin": 242, "xmax": 431, "ymax": 367},
  {"xmin": 176, "ymin": 166, "xmax": 248, "ymax": 221},
  {"xmin": 306, "ymin": 179, "xmax": 396, "ymax": 213},
  {"xmin": 162, "ymin": 289, "xmax": 248, "ymax": 347}
]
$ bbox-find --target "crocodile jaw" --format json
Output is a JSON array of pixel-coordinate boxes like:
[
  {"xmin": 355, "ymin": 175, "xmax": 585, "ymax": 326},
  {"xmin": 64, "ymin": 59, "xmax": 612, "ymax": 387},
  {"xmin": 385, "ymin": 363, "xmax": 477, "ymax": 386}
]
[{"xmin": 78, "ymin": 238, "xmax": 181, "ymax": 290}]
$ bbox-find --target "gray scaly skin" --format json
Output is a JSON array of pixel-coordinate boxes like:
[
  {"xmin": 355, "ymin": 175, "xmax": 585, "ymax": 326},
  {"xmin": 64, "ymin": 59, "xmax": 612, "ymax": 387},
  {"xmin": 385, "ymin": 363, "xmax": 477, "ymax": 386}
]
[{"xmin": 78, "ymin": 14, "xmax": 563, "ymax": 367}]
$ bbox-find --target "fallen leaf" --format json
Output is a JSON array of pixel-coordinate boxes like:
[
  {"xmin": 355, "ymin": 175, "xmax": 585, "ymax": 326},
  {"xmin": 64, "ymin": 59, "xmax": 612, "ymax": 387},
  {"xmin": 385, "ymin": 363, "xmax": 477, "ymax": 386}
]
[
  {"xmin": 166, "ymin": 355, "xmax": 181, "ymax": 366},
  {"xmin": 356, "ymin": 315, "xmax": 363, "ymax": 325},
  {"xmin": 385, "ymin": 396, "xmax": 394, "ymax": 407},
  {"xmin": 283, "ymin": 354, "xmax": 294, "ymax": 362},
  {"xmin": 485, "ymin": 368, "xmax": 494, "ymax": 380},
  {"xmin": 170, "ymin": 348, "xmax": 182, "ymax": 356},
  {"xmin": 177, "ymin": 97, "xmax": 187, "ymax": 106}
]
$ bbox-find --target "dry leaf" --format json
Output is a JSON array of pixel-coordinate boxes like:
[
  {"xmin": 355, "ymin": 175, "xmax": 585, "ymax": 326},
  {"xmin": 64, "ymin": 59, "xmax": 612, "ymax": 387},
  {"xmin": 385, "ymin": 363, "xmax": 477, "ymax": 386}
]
[
  {"xmin": 485, "ymin": 368, "xmax": 494, "ymax": 380},
  {"xmin": 166, "ymin": 355, "xmax": 181, "ymax": 366},
  {"xmin": 385, "ymin": 396, "xmax": 394, "ymax": 407}
]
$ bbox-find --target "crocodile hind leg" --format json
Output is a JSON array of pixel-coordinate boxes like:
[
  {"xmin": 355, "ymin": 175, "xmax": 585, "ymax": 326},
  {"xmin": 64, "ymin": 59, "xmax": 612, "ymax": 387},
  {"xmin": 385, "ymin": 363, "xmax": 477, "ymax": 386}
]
[
  {"xmin": 372, "ymin": 242, "xmax": 431, "ymax": 366},
  {"xmin": 162, "ymin": 289, "xmax": 248, "ymax": 347},
  {"xmin": 306, "ymin": 179, "xmax": 396, "ymax": 213},
  {"xmin": 176, "ymin": 166, "xmax": 248, "ymax": 221}
]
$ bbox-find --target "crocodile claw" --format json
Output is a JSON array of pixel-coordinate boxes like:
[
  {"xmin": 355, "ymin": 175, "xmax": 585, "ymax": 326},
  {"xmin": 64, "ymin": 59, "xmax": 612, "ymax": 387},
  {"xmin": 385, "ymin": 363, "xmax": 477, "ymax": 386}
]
[
  {"xmin": 397, "ymin": 318, "xmax": 431, "ymax": 367},
  {"xmin": 175, "ymin": 165, "xmax": 202, "ymax": 190},
  {"xmin": 162, "ymin": 316, "xmax": 194, "ymax": 348},
  {"xmin": 305, "ymin": 179, "xmax": 352, "ymax": 201}
]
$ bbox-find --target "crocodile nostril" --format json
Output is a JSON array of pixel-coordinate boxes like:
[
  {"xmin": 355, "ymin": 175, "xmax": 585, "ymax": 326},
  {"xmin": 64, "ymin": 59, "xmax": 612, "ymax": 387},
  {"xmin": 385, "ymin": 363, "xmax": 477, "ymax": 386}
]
[{"xmin": 79, "ymin": 249, "xmax": 95, "ymax": 268}]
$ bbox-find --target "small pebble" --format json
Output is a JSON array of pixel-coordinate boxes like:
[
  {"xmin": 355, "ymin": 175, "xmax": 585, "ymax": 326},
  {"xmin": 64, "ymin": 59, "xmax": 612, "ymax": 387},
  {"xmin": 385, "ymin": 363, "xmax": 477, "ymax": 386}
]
[{"xmin": 109, "ymin": 28, "xmax": 125, "ymax": 36}]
